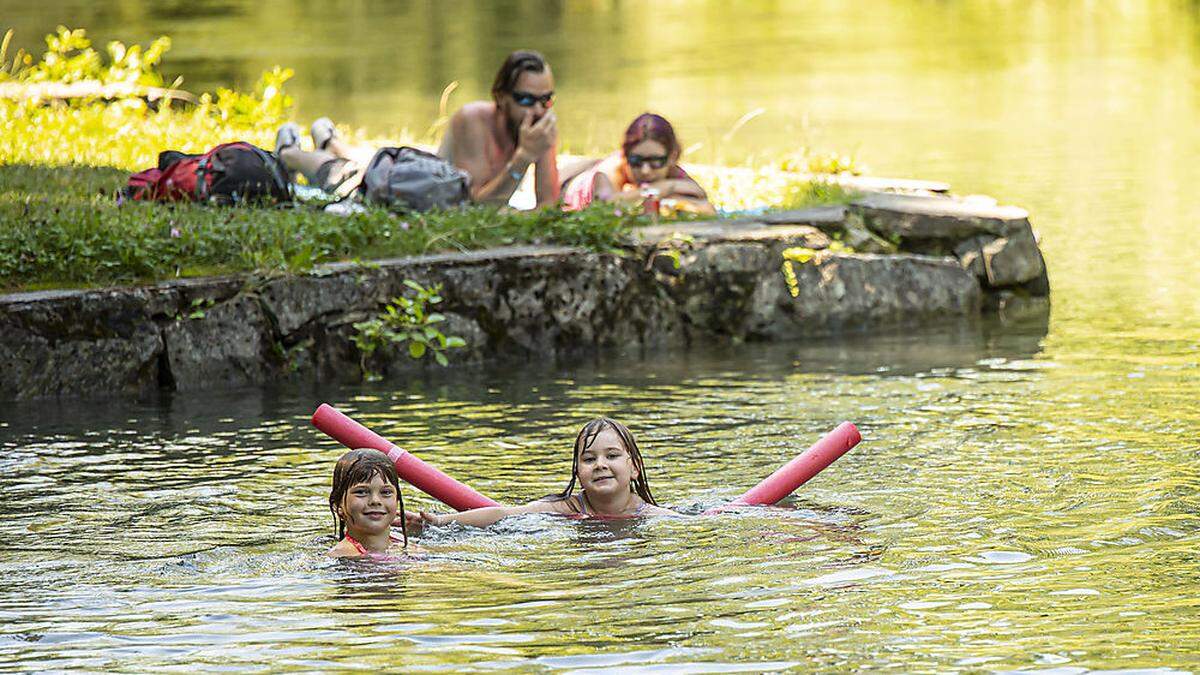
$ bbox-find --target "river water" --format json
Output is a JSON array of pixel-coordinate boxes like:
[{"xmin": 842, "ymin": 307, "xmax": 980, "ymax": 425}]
[{"xmin": 2, "ymin": 1, "xmax": 1199, "ymax": 672}]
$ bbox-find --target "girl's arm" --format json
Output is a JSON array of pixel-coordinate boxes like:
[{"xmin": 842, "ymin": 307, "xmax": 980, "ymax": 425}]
[
  {"xmin": 666, "ymin": 195, "xmax": 716, "ymax": 216},
  {"xmin": 409, "ymin": 500, "xmax": 563, "ymax": 529},
  {"xmin": 658, "ymin": 177, "xmax": 716, "ymax": 215}
]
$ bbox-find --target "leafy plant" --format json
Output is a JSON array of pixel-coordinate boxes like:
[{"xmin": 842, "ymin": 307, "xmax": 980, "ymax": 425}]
[
  {"xmin": 778, "ymin": 179, "xmax": 859, "ymax": 210},
  {"xmin": 3, "ymin": 26, "xmax": 172, "ymax": 89},
  {"xmin": 778, "ymin": 148, "xmax": 865, "ymax": 176},
  {"xmin": 210, "ymin": 66, "xmax": 294, "ymax": 128},
  {"xmin": 351, "ymin": 280, "xmax": 467, "ymax": 377},
  {"xmin": 780, "ymin": 242, "xmax": 852, "ymax": 297},
  {"xmin": 167, "ymin": 297, "xmax": 215, "ymax": 320}
]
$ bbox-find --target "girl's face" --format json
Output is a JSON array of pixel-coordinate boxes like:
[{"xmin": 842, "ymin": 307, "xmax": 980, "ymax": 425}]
[
  {"xmin": 576, "ymin": 427, "xmax": 638, "ymax": 497},
  {"xmin": 625, "ymin": 139, "xmax": 673, "ymax": 185},
  {"xmin": 339, "ymin": 473, "xmax": 398, "ymax": 537}
]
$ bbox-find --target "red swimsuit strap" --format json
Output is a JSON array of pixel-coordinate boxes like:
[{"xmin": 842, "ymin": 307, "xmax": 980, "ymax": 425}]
[{"xmin": 343, "ymin": 534, "xmax": 369, "ymax": 555}]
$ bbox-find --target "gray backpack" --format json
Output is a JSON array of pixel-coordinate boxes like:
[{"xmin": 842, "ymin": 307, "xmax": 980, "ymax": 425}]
[{"xmin": 360, "ymin": 146, "xmax": 471, "ymax": 211}]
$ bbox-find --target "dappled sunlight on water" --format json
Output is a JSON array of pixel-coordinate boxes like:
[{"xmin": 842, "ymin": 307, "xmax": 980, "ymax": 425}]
[
  {"xmin": 3, "ymin": 0, "xmax": 1200, "ymax": 670},
  {"xmin": 2, "ymin": 319, "xmax": 1198, "ymax": 670}
]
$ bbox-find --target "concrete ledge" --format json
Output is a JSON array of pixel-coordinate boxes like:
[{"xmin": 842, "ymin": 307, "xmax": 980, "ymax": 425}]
[{"xmin": 0, "ymin": 197, "xmax": 1048, "ymax": 400}]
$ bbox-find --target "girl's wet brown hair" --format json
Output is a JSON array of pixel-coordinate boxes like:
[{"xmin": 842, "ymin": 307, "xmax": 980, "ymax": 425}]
[
  {"xmin": 328, "ymin": 448, "xmax": 407, "ymax": 547},
  {"xmin": 552, "ymin": 418, "xmax": 658, "ymax": 505}
]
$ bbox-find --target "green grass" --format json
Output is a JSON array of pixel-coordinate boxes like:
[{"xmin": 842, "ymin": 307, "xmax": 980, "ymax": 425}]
[
  {"xmin": 0, "ymin": 25, "xmax": 857, "ymax": 293},
  {"xmin": 0, "ymin": 162, "xmax": 645, "ymax": 292}
]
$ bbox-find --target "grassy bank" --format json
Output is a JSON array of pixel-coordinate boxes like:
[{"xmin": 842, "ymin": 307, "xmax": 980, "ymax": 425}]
[
  {"xmin": 0, "ymin": 27, "xmax": 856, "ymax": 293},
  {"xmin": 0, "ymin": 163, "xmax": 645, "ymax": 291}
]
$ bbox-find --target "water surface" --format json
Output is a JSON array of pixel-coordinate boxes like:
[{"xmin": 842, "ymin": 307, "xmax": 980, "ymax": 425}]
[{"xmin": 2, "ymin": 1, "xmax": 1199, "ymax": 671}]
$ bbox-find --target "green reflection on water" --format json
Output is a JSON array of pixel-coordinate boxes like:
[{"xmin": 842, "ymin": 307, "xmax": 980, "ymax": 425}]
[{"xmin": 1, "ymin": 0, "xmax": 1198, "ymax": 670}]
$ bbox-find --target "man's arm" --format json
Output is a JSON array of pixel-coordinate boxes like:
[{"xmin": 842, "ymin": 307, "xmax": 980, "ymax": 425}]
[
  {"xmin": 474, "ymin": 150, "xmax": 534, "ymax": 206},
  {"xmin": 533, "ymin": 114, "xmax": 560, "ymax": 207},
  {"xmin": 443, "ymin": 110, "xmax": 522, "ymax": 205}
]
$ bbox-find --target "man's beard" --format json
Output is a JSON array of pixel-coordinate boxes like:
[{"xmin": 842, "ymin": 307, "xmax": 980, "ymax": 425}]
[{"xmin": 504, "ymin": 108, "xmax": 521, "ymax": 144}]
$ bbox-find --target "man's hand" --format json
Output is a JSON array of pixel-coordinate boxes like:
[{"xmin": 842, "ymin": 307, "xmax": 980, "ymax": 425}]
[{"xmin": 518, "ymin": 109, "xmax": 557, "ymax": 159}]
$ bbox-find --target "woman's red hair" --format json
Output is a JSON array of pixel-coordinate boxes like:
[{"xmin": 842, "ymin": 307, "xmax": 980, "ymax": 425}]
[{"xmin": 622, "ymin": 113, "xmax": 680, "ymax": 158}]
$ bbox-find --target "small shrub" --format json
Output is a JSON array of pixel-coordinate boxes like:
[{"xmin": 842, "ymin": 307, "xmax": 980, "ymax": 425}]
[{"xmin": 352, "ymin": 280, "xmax": 467, "ymax": 377}]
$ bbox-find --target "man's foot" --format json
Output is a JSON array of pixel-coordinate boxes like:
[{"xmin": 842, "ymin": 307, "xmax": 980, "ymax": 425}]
[
  {"xmin": 311, "ymin": 117, "xmax": 337, "ymax": 151},
  {"xmin": 275, "ymin": 122, "xmax": 301, "ymax": 156}
]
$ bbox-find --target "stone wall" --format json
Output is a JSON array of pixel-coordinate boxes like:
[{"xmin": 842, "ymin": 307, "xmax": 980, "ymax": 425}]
[{"xmin": 0, "ymin": 191, "xmax": 1048, "ymax": 400}]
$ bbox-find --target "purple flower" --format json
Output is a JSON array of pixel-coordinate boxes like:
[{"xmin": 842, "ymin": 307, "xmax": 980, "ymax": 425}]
[{"xmin": 170, "ymin": 227, "xmax": 181, "ymax": 238}]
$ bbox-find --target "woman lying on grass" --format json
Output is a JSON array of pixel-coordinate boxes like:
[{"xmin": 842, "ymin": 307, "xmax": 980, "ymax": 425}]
[{"xmin": 562, "ymin": 113, "xmax": 715, "ymax": 216}]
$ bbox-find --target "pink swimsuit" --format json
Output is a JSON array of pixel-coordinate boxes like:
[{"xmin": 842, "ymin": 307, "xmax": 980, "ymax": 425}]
[
  {"xmin": 341, "ymin": 531, "xmax": 407, "ymax": 558},
  {"xmin": 568, "ymin": 493, "xmax": 649, "ymax": 519}
]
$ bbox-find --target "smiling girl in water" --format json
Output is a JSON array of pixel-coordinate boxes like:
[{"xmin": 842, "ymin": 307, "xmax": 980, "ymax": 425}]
[
  {"xmin": 410, "ymin": 418, "xmax": 677, "ymax": 529},
  {"xmin": 327, "ymin": 449, "xmax": 412, "ymax": 558}
]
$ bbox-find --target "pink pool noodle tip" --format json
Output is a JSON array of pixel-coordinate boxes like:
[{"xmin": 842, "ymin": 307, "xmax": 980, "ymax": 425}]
[
  {"xmin": 311, "ymin": 404, "xmax": 500, "ymax": 511},
  {"xmin": 731, "ymin": 421, "xmax": 861, "ymax": 506}
]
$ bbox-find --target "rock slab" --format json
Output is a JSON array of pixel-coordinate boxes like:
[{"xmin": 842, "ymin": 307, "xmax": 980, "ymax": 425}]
[{"xmin": 0, "ymin": 202, "xmax": 1048, "ymax": 400}]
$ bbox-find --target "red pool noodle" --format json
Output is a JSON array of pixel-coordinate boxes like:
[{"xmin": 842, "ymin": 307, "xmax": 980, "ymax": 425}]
[
  {"xmin": 311, "ymin": 404, "xmax": 500, "ymax": 511},
  {"xmin": 730, "ymin": 421, "xmax": 861, "ymax": 506}
]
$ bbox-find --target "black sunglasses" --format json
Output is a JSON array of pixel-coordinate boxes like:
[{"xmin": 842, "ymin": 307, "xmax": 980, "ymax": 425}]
[
  {"xmin": 627, "ymin": 153, "xmax": 669, "ymax": 169},
  {"xmin": 511, "ymin": 90, "xmax": 555, "ymax": 107}
]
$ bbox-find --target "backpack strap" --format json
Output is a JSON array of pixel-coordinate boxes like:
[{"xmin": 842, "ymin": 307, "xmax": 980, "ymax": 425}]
[
  {"xmin": 194, "ymin": 154, "xmax": 212, "ymax": 201},
  {"xmin": 247, "ymin": 144, "xmax": 293, "ymax": 199}
]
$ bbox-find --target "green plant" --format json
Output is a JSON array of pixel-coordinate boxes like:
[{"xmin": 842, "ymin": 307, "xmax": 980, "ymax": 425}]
[
  {"xmin": 1, "ymin": 26, "xmax": 171, "ymax": 88},
  {"xmin": 1, "ymin": 27, "xmax": 293, "ymax": 173},
  {"xmin": 778, "ymin": 179, "xmax": 860, "ymax": 210},
  {"xmin": 168, "ymin": 297, "xmax": 215, "ymax": 320},
  {"xmin": 778, "ymin": 148, "xmax": 865, "ymax": 176},
  {"xmin": 210, "ymin": 66, "xmax": 294, "ymax": 128},
  {"xmin": 351, "ymin": 280, "xmax": 467, "ymax": 377},
  {"xmin": 779, "ymin": 242, "xmax": 851, "ymax": 297}
]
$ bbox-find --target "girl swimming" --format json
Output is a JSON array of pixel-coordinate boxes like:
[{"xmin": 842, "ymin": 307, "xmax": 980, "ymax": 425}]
[
  {"xmin": 327, "ymin": 448, "xmax": 411, "ymax": 558},
  {"xmin": 562, "ymin": 113, "xmax": 715, "ymax": 215},
  {"xmin": 408, "ymin": 418, "xmax": 677, "ymax": 530}
]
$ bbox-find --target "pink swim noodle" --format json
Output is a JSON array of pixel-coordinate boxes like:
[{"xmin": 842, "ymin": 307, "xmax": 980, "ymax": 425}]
[
  {"xmin": 730, "ymin": 422, "xmax": 861, "ymax": 506},
  {"xmin": 311, "ymin": 404, "xmax": 500, "ymax": 511}
]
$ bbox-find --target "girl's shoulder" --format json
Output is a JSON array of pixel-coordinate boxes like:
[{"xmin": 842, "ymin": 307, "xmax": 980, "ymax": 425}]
[
  {"xmin": 327, "ymin": 538, "xmax": 362, "ymax": 558},
  {"xmin": 518, "ymin": 496, "xmax": 580, "ymax": 516},
  {"xmin": 596, "ymin": 152, "xmax": 627, "ymax": 181}
]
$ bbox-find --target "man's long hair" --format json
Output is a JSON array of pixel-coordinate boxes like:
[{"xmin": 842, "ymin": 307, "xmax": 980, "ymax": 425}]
[{"xmin": 491, "ymin": 50, "xmax": 549, "ymax": 102}]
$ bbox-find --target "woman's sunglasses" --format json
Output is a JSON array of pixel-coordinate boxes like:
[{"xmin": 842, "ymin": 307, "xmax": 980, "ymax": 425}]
[
  {"xmin": 511, "ymin": 91, "xmax": 555, "ymax": 107},
  {"xmin": 627, "ymin": 154, "xmax": 669, "ymax": 169}
]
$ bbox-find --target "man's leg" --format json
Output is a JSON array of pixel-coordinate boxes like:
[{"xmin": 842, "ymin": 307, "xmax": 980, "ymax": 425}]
[{"xmin": 279, "ymin": 146, "xmax": 339, "ymax": 185}]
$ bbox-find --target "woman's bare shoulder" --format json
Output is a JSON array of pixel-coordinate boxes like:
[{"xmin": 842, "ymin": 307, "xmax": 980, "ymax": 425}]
[{"xmin": 597, "ymin": 153, "xmax": 627, "ymax": 183}]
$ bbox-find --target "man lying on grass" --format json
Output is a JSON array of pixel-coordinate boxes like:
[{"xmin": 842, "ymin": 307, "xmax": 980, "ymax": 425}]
[{"xmin": 275, "ymin": 50, "xmax": 559, "ymax": 209}]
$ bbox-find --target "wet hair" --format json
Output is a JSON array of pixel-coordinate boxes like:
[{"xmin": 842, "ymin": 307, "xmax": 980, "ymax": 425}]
[
  {"xmin": 621, "ymin": 113, "xmax": 681, "ymax": 160},
  {"xmin": 491, "ymin": 50, "xmax": 550, "ymax": 101},
  {"xmin": 328, "ymin": 448, "xmax": 407, "ymax": 547},
  {"xmin": 552, "ymin": 417, "xmax": 658, "ymax": 506}
]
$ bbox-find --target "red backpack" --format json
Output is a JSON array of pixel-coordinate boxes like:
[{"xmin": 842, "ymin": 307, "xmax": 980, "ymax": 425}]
[{"xmin": 124, "ymin": 142, "xmax": 292, "ymax": 205}]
